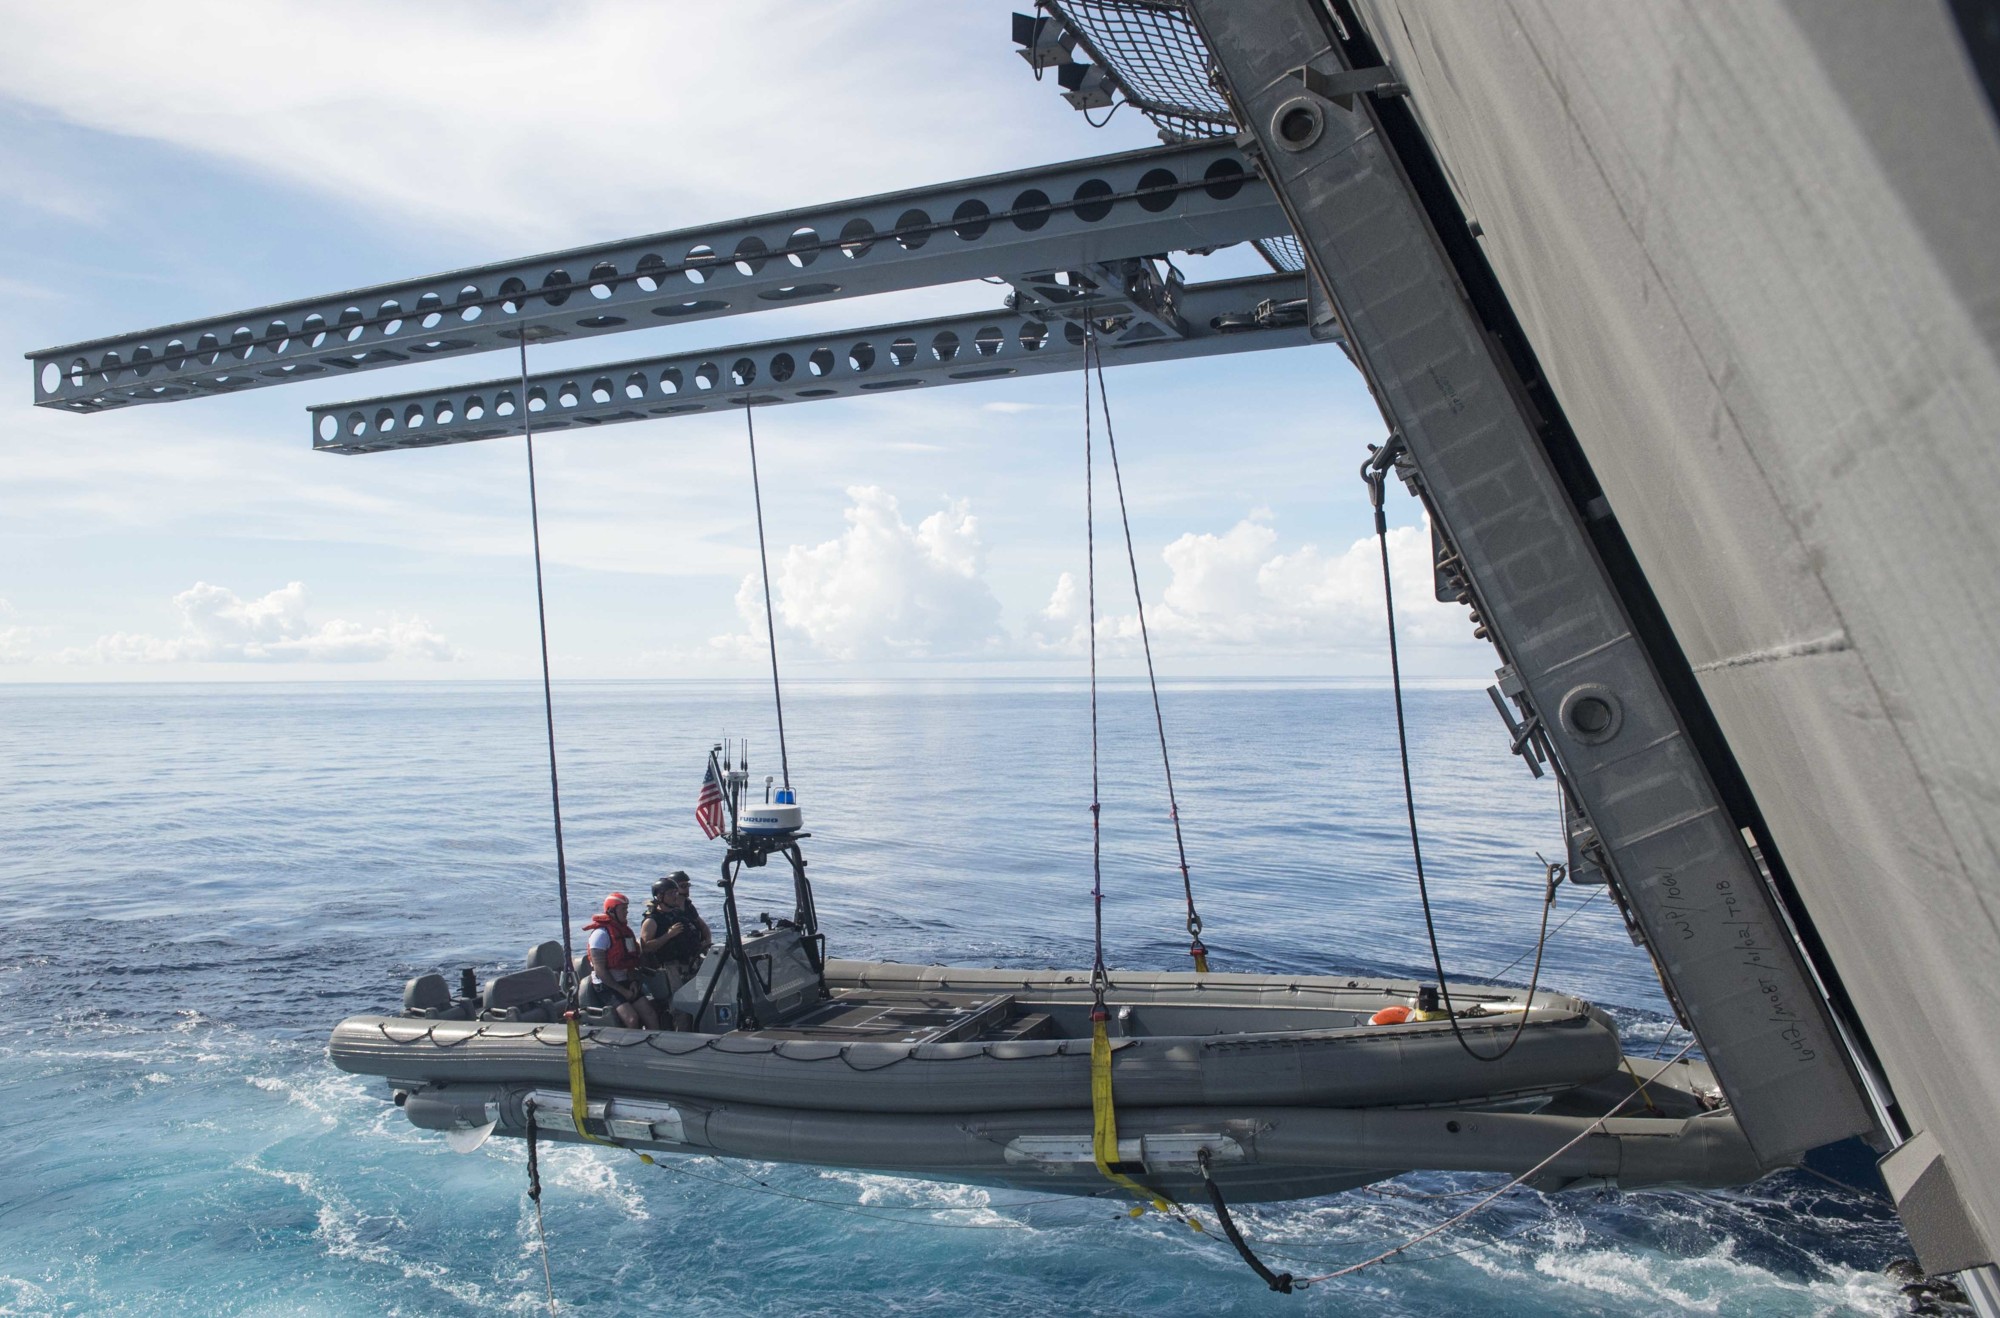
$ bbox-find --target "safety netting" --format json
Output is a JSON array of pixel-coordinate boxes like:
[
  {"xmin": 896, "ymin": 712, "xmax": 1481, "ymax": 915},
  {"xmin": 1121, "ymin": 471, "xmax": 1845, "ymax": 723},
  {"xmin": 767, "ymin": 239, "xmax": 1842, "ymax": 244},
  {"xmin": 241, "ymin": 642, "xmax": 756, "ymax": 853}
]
[{"xmin": 1043, "ymin": 0, "xmax": 1306, "ymax": 273}]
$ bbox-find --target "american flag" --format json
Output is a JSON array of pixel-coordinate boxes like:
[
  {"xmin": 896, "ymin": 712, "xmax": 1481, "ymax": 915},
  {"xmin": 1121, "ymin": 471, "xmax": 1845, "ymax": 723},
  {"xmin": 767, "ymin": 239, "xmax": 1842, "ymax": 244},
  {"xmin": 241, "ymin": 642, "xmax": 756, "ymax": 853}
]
[{"xmin": 695, "ymin": 757, "xmax": 726, "ymax": 839}]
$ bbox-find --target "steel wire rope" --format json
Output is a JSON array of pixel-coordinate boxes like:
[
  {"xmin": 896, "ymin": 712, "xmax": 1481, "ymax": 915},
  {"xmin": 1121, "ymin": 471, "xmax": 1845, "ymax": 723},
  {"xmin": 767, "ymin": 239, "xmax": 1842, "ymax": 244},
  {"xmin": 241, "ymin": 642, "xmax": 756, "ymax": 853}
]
[
  {"xmin": 1085, "ymin": 326, "xmax": 1107, "ymax": 1012},
  {"xmin": 1483, "ymin": 886, "xmax": 1604, "ymax": 984},
  {"xmin": 519, "ymin": 336, "xmax": 578, "ymax": 1004},
  {"xmin": 1239, "ymin": 1214, "xmax": 1558, "ymax": 1271},
  {"xmin": 1087, "ymin": 332, "xmax": 1210, "ymax": 971},
  {"xmin": 524, "ymin": 1100, "xmax": 557, "ymax": 1316},
  {"xmin": 1290, "ymin": 1039, "xmax": 1699, "ymax": 1287},
  {"xmin": 744, "ymin": 401, "xmax": 791, "ymax": 792}
]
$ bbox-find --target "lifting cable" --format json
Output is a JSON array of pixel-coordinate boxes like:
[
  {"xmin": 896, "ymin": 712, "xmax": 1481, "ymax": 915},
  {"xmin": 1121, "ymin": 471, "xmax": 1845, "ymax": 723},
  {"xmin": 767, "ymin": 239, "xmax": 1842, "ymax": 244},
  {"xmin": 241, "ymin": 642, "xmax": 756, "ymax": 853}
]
[
  {"xmin": 1086, "ymin": 331, "xmax": 1210, "ymax": 973},
  {"xmin": 514, "ymin": 339, "xmax": 620, "ymax": 1152},
  {"xmin": 744, "ymin": 400, "xmax": 791, "ymax": 791},
  {"xmin": 519, "ymin": 337, "xmax": 579, "ymax": 1005},
  {"xmin": 518, "ymin": 342, "xmax": 668, "ymax": 1165},
  {"xmin": 1363, "ymin": 436, "xmax": 1557, "ymax": 1064},
  {"xmin": 1081, "ymin": 324, "xmax": 1180, "ymax": 1224}
]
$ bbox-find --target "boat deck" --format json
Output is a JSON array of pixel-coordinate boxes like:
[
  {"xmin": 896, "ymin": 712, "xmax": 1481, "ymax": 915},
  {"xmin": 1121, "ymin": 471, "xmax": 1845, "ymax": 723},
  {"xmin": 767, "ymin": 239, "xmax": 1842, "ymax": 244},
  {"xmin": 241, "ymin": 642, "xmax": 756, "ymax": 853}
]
[{"xmin": 746, "ymin": 990, "xmax": 1057, "ymax": 1044}]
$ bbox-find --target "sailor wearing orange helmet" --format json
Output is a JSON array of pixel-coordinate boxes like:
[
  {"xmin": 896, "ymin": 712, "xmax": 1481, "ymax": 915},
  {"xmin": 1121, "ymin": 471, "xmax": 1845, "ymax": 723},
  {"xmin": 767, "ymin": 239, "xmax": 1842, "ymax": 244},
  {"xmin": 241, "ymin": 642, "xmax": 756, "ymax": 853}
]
[{"xmin": 584, "ymin": 892, "xmax": 661, "ymax": 1030}]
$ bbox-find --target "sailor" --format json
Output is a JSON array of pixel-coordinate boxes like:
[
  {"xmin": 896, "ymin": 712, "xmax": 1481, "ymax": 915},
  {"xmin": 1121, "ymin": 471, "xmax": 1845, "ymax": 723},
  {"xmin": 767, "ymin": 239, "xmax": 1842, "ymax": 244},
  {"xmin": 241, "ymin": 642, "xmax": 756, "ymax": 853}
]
[
  {"xmin": 640, "ymin": 872, "xmax": 712, "ymax": 986},
  {"xmin": 584, "ymin": 893, "xmax": 660, "ymax": 1030}
]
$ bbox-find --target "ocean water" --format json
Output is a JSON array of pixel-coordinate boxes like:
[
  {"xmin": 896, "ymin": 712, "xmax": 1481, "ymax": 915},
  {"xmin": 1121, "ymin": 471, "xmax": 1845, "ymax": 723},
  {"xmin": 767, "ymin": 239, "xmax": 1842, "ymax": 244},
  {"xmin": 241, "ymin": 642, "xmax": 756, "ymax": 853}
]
[{"xmin": 0, "ymin": 681, "xmax": 1913, "ymax": 1316}]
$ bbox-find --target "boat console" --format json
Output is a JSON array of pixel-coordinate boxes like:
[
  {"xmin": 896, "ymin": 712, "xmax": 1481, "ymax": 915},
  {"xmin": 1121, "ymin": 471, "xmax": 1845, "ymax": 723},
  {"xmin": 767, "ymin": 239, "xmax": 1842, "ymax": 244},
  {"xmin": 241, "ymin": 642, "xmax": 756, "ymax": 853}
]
[{"xmin": 673, "ymin": 924, "xmax": 825, "ymax": 1032}]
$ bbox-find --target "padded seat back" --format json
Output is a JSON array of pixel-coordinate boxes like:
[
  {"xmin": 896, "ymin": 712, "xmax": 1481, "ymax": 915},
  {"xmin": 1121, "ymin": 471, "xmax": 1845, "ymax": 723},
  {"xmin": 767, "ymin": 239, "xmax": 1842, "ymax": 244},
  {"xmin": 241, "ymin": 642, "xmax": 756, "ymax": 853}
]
[
  {"xmin": 404, "ymin": 973, "xmax": 452, "ymax": 1015},
  {"xmin": 574, "ymin": 955, "xmax": 607, "ymax": 1010},
  {"xmin": 481, "ymin": 966, "xmax": 562, "ymax": 1019},
  {"xmin": 525, "ymin": 940, "xmax": 566, "ymax": 974}
]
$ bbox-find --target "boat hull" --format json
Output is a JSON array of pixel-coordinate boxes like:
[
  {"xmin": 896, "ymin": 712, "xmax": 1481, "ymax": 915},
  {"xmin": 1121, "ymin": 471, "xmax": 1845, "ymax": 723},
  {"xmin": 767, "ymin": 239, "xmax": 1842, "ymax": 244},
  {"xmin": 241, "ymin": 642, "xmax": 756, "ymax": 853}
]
[
  {"xmin": 319, "ymin": 960, "xmax": 1766, "ymax": 1200},
  {"xmin": 332, "ymin": 961, "xmax": 1623, "ymax": 1114}
]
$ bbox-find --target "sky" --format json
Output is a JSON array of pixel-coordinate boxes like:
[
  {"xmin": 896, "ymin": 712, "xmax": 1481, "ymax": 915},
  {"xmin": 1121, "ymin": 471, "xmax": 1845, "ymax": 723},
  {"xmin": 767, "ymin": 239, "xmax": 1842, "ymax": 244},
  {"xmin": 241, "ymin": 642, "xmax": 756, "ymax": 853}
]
[{"xmin": 0, "ymin": 0, "xmax": 1495, "ymax": 684}]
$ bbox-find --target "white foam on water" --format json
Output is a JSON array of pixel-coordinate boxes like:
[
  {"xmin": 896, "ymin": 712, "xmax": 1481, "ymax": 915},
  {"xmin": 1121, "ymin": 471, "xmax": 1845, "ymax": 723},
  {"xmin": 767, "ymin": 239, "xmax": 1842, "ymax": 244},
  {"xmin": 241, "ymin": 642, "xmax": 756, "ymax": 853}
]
[
  {"xmin": 539, "ymin": 1144, "xmax": 651, "ymax": 1221},
  {"xmin": 0, "ymin": 1277, "xmax": 50, "ymax": 1318},
  {"xmin": 245, "ymin": 1073, "xmax": 342, "ymax": 1129},
  {"xmin": 1530, "ymin": 1239, "xmax": 1906, "ymax": 1317},
  {"xmin": 243, "ymin": 1158, "xmax": 509, "ymax": 1312},
  {"xmin": 822, "ymin": 1169, "xmax": 1034, "ymax": 1229}
]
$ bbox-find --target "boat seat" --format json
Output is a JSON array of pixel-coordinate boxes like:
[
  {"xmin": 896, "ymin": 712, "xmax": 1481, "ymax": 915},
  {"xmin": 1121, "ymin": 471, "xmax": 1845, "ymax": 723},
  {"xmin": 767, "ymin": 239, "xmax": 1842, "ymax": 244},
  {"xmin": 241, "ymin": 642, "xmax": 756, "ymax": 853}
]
[
  {"xmin": 480, "ymin": 966, "xmax": 563, "ymax": 1022},
  {"xmin": 571, "ymin": 955, "xmax": 623, "ymax": 1027},
  {"xmin": 524, "ymin": 940, "xmax": 567, "ymax": 975},
  {"xmin": 403, "ymin": 973, "xmax": 473, "ymax": 1021}
]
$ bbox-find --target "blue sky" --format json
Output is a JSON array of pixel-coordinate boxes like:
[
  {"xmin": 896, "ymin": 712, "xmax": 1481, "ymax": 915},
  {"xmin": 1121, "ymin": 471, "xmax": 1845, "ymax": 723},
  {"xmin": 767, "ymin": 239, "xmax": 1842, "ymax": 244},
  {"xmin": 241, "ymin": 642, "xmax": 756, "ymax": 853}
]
[{"xmin": 0, "ymin": 0, "xmax": 1491, "ymax": 683}]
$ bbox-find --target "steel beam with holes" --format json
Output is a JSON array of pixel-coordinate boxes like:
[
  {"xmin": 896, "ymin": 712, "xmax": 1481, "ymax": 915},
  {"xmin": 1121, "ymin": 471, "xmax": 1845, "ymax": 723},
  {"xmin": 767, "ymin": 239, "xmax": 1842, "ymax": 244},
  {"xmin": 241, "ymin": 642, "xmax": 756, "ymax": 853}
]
[
  {"xmin": 1187, "ymin": 0, "xmax": 1877, "ymax": 1165},
  {"xmin": 309, "ymin": 273, "xmax": 1316, "ymax": 454},
  {"xmin": 28, "ymin": 140, "xmax": 1287, "ymax": 415}
]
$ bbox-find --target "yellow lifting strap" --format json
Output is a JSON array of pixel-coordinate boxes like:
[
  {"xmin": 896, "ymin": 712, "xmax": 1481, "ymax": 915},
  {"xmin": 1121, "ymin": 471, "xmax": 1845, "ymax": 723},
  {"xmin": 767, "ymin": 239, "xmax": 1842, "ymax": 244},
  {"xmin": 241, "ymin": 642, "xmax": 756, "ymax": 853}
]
[
  {"xmin": 1091, "ymin": 1016, "xmax": 1172, "ymax": 1216},
  {"xmin": 1192, "ymin": 950, "xmax": 1211, "ymax": 975},
  {"xmin": 564, "ymin": 1016, "xmax": 654, "ymax": 1162}
]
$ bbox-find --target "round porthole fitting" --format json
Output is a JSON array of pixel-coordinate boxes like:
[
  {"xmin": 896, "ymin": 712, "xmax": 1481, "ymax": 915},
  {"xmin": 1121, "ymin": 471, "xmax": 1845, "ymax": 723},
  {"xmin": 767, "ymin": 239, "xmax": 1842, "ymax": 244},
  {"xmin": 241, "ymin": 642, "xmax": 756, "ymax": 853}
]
[
  {"xmin": 1271, "ymin": 96, "xmax": 1325, "ymax": 152},
  {"xmin": 1559, "ymin": 684, "xmax": 1623, "ymax": 745}
]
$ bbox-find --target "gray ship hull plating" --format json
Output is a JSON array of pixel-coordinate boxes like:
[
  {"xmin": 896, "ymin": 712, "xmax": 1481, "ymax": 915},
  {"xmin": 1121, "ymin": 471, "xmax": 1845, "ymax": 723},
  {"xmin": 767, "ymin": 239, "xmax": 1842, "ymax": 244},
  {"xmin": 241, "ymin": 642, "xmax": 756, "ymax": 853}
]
[{"xmin": 1328, "ymin": 0, "xmax": 2000, "ymax": 1283}]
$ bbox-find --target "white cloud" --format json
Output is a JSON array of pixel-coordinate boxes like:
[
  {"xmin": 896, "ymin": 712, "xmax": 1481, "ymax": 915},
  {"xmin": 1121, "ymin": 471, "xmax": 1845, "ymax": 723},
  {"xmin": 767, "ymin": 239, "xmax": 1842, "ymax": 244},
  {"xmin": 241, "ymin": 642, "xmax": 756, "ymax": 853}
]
[
  {"xmin": 713, "ymin": 486, "xmax": 1004, "ymax": 663},
  {"xmin": 700, "ymin": 489, "xmax": 1478, "ymax": 674},
  {"xmin": 1030, "ymin": 511, "xmax": 1473, "ymax": 666},
  {"xmin": 0, "ymin": 2, "xmax": 1117, "ymax": 250},
  {"xmin": 0, "ymin": 600, "xmax": 34, "ymax": 664},
  {"xmin": 65, "ymin": 582, "xmax": 454, "ymax": 664}
]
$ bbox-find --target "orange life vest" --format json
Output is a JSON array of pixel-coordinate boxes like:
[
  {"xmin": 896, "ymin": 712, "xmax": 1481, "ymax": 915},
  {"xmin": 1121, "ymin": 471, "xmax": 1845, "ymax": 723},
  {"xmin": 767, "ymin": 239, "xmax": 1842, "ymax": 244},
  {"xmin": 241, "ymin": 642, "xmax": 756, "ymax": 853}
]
[{"xmin": 583, "ymin": 912, "xmax": 641, "ymax": 974}]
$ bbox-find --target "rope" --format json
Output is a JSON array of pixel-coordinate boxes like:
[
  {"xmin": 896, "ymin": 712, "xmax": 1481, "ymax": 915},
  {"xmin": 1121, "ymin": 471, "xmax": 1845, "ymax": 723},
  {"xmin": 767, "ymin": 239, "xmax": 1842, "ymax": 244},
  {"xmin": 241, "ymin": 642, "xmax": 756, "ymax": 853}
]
[
  {"xmin": 1085, "ymin": 329, "xmax": 1106, "ymax": 1010},
  {"xmin": 743, "ymin": 401, "xmax": 791, "ymax": 793},
  {"xmin": 1087, "ymin": 333, "xmax": 1209, "ymax": 972},
  {"xmin": 1484, "ymin": 885, "xmax": 1603, "ymax": 983},
  {"xmin": 1080, "ymin": 323, "xmax": 1163, "ymax": 1221},
  {"xmin": 1198, "ymin": 1149, "xmax": 1293, "ymax": 1292},
  {"xmin": 1365, "ymin": 438, "xmax": 1533, "ymax": 1063},
  {"xmin": 1291, "ymin": 1040, "xmax": 1698, "ymax": 1286},
  {"xmin": 519, "ymin": 336, "xmax": 577, "ymax": 1004},
  {"xmin": 524, "ymin": 1099, "xmax": 557, "ymax": 1317}
]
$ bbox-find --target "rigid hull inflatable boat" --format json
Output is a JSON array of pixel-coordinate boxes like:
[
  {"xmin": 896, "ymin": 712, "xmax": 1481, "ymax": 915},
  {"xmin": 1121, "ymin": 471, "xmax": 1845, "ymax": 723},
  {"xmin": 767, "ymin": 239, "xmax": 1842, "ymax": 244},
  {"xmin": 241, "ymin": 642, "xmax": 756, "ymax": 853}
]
[
  {"xmin": 332, "ymin": 746, "xmax": 1763, "ymax": 1203},
  {"xmin": 330, "ymin": 930, "xmax": 1759, "ymax": 1203}
]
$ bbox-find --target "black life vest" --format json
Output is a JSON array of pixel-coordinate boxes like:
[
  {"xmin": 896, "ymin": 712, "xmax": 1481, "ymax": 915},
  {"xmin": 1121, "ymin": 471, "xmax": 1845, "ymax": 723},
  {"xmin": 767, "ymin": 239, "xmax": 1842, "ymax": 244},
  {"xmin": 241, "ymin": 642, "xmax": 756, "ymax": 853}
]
[{"xmin": 642, "ymin": 899, "xmax": 705, "ymax": 966}]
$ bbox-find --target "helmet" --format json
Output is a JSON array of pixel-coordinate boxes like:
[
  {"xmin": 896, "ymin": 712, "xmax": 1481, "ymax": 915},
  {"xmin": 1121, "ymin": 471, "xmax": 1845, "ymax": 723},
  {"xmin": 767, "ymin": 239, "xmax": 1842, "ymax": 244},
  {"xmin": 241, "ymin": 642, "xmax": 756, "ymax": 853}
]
[{"xmin": 603, "ymin": 892, "xmax": 629, "ymax": 913}]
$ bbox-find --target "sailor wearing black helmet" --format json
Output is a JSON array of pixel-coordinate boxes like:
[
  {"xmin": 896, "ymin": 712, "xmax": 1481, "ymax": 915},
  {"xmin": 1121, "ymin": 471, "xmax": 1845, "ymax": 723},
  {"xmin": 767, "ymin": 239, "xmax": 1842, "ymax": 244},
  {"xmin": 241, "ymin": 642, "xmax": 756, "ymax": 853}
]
[{"xmin": 640, "ymin": 871, "xmax": 712, "ymax": 985}]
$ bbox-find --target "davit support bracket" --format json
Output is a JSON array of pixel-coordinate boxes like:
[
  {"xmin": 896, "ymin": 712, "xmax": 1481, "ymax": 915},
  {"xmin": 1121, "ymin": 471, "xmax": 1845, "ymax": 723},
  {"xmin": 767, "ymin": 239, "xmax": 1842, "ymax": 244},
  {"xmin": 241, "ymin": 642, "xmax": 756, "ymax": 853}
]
[{"xmin": 1185, "ymin": 0, "xmax": 1880, "ymax": 1168}]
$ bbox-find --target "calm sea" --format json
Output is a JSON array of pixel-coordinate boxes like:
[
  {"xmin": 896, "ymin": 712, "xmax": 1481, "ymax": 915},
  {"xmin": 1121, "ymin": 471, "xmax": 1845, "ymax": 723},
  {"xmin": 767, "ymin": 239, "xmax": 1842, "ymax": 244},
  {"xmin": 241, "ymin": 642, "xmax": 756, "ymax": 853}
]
[{"xmin": 0, "ymin": 681, "xmax": 1910, "ymax": 1315}]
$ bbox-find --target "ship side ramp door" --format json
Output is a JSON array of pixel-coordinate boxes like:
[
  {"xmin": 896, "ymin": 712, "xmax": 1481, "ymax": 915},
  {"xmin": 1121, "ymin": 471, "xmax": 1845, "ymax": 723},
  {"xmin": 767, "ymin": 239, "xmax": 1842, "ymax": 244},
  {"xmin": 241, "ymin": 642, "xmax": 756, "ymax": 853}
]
[{"xmin": 1182, "ymin": 0, "xmax": 1881, "ymax": 1172}]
